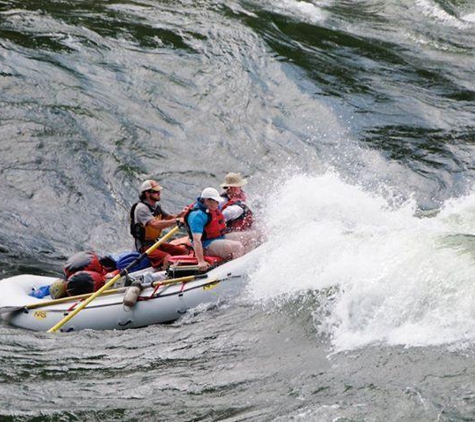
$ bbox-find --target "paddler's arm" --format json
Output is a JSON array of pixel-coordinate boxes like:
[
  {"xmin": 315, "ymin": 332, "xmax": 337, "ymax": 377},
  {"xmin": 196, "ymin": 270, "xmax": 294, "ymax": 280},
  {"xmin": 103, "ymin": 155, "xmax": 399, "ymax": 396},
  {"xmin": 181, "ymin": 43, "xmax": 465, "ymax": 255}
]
[
  {"xmin": 192, "ymin": 233, "xmax": 210, "ymax": 271},
  {"xmin": 176, "ymin": 206, "xmax": 189, "ymax": 218},
  {"xmin": 162, "ymin": 205, "xmax": 190, "ymax": 219},
  {"xmin": 146, "ymin": 217, "xmax": 177, "ymax": 230},
  {"xmin": 162, "ymin": 206, "xmax": 190, "ymax": 221}
]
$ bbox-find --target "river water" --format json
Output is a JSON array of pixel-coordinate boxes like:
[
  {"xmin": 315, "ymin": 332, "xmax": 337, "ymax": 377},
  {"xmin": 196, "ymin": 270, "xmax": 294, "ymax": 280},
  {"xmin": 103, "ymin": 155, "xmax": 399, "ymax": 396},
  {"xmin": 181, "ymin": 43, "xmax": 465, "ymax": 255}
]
[{"xmin": 2, "ymin": 0, "xmax": 475, "ymax": 420}]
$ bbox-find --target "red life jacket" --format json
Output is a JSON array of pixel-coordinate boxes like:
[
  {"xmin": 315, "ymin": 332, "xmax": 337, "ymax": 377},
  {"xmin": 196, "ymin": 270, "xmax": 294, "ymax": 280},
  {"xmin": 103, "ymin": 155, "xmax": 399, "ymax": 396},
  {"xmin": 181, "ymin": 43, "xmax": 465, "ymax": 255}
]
[
  {"xmin": 221, "ymin": 195, "xmax": 254, "ymax": 232},
  {"xmin": 184, "ymin": 201, "xmax": 226, "ymax": 241}
]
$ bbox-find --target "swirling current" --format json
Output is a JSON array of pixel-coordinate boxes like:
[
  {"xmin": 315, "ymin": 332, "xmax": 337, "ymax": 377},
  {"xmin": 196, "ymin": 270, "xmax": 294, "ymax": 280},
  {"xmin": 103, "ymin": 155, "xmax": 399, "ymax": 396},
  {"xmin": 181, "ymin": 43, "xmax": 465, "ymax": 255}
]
[{"xmin": 2, "ymin": 0, "xmax": 475, "ymax": 420}]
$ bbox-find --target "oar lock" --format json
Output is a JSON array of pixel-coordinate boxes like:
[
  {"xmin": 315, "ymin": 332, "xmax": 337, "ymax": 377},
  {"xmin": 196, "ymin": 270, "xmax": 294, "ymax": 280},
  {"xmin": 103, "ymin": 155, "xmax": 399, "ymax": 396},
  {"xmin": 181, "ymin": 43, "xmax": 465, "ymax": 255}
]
[{"xmin": 123, "ymin": 272, "xmax": 166, "ymax": 307}]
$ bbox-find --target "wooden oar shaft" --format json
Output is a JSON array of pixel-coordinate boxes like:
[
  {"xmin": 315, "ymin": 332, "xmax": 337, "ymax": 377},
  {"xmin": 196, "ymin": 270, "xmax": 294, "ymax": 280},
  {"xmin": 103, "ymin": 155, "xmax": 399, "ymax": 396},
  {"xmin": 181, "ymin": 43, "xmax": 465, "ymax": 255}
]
[
  {"xmin": 151, "ymin": 274, "xmax": 206, "ymax": 287},
  {"xmin": 47, "ymin": 226, "xmax": 180, "ymax": 333},
  {"xmin": 7, "ymin": 273, "xmax": 206, "ymax": 315},
  {"xmin": 25, "ymin": 287, "xmax": 126, "ymax": 310}
]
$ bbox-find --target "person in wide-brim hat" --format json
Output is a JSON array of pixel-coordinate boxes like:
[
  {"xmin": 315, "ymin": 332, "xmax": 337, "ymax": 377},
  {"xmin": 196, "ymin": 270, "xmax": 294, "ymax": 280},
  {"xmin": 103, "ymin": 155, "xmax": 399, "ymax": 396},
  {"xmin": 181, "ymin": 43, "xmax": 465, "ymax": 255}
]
[
  {"xmin": 220, "ymin": 172, "xmax": 248, "ymax": 188},
  {"xmin": 220, "ymin": 173, "xmax": 249, "ymax": 206},
  {"xmin": 219, "ymin": 172, "xmax": 255, "ymax": 238}
]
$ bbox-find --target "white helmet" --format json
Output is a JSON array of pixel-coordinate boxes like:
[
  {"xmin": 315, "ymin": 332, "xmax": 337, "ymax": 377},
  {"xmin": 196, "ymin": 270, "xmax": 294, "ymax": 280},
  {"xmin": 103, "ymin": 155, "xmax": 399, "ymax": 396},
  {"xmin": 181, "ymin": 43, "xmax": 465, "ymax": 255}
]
[{"xmin": 200, "ymin": 187, "xmax": 224, "ymax": 203}]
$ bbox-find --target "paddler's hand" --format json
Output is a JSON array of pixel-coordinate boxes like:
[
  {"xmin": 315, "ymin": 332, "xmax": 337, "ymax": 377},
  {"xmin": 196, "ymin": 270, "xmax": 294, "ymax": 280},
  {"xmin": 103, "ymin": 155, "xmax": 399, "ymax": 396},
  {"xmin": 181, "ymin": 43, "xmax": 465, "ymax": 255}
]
[{"xmin": 197, "ymin": 260, "xmax": 210, "ymax": 272}]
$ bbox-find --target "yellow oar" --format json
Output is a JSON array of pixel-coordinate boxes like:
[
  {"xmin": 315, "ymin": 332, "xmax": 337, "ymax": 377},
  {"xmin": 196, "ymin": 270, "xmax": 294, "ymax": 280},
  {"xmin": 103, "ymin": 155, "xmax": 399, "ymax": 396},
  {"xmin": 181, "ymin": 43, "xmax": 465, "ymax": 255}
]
[
  {"xmin": 47, "ymin": 225, "xmax": 180, "ymax": 333},
  {"xmin": 151, "ymin": 274, "xmax": 207, "ymax": 287},
  {"xmin": 0, "ymin": 287, "xmax": 128, "ymax": 314}
]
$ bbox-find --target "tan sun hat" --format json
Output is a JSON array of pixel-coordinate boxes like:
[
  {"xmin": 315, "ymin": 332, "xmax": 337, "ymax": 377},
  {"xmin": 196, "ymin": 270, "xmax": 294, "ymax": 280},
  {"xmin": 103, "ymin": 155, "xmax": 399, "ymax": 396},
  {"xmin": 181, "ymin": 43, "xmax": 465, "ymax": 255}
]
[
  {"xmin": 220, "ymin": 172, "xmax": 248, "ymax": 188},
  {"xmin": 140, "ymin": 180, "xmax": 163, "ymax": 193}
]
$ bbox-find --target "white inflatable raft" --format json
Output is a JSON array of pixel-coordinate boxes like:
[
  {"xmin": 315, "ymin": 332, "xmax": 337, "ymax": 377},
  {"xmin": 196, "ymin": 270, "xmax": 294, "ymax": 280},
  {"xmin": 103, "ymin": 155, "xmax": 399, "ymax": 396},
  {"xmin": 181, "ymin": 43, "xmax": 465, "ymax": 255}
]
[{"xmin": 0, "ymin": 247, "xmax": 262, "ymax": 332}]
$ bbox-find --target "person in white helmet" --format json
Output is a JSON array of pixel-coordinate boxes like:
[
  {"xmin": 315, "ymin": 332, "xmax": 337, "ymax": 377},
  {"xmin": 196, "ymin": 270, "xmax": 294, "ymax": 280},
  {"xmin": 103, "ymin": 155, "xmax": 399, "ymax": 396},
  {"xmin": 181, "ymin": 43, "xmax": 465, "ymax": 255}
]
[
  {"xmin": 130, "ymin": 180, "xmax": 188, "ymax": 269},
  {"xmin": 184, "ymin": 187, "xmax": 244, "ymax": 271}
]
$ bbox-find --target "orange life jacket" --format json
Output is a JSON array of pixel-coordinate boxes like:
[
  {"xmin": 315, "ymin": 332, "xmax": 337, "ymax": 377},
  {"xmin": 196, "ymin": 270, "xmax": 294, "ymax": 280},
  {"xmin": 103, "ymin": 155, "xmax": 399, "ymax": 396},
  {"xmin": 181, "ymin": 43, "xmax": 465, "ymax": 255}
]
[{"xmin": 130, "ymin": 201, "xmax": 164, "ymax": 241}]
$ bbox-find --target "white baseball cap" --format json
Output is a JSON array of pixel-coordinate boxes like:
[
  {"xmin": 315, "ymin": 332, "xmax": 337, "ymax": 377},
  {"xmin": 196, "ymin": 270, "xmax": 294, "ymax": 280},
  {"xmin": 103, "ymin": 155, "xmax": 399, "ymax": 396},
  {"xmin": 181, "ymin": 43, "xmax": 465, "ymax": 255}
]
[{"xmin": 200, "ymin": 187, "xmax": 224, "ymax": 203}]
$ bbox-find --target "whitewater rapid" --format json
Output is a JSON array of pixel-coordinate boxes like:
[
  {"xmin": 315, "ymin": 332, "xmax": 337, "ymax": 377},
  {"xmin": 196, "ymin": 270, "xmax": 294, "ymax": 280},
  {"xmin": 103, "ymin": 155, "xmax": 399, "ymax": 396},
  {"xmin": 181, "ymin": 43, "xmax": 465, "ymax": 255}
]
[{"xmin": 248, "ymin": 172, "xmax": 475, "ymax": 352}]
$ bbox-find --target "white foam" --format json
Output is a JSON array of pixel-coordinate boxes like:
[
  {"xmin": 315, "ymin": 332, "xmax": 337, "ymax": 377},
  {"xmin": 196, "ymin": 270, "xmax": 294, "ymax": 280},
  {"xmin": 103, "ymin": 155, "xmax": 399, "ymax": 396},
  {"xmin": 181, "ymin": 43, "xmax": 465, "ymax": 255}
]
[
  {"xmin": 461, "ymin": 13, "xmax": 475, "ymax": 23},
  {"xmin": 248, "ymin": 172, "xmax": 475, "ymax": 351},
  {"xmin": 415, "ymin": 0, "xmax": 469, "ymax": 29},
  {"xmin": 261, "ymin": 0, "xmax": 328, "ymax": 24}
]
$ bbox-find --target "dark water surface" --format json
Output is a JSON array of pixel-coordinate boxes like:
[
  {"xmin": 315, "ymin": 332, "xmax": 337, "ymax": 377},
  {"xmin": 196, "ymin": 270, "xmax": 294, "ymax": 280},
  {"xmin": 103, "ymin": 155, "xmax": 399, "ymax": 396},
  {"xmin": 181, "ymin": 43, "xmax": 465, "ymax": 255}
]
[{"xmin": 3, "ymin": 0, "xmax": 475, "ymax": 420}]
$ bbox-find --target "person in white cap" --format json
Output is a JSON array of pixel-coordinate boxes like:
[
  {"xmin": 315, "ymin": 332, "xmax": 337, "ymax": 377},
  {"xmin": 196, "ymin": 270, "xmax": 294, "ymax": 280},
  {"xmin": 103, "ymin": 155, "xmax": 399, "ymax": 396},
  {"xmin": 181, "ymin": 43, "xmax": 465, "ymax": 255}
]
[
  {"xmin": 129, "ymin": 180, "xmax": 188, "ymax": 269},
  {"xmin": 185, "ymin": 187, "xmax": 244, "ymax": 271}
]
